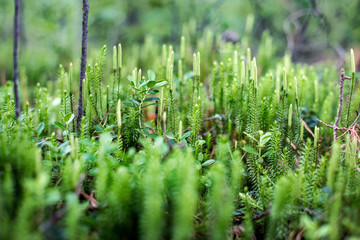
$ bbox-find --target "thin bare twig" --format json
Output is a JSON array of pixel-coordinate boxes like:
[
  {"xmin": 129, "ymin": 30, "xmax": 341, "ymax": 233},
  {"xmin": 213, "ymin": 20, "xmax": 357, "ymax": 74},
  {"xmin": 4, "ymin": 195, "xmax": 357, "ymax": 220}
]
[
  {"xmin": 316, "ymin": 69, "xmax": 352, "ymax": 142},
  {"xmin": 36, "ymin": 137, "xmax": 50, "ymax": 146},
  {"xmin": 296, "ymin": 229, "xmax": 305, "ymax": 240},
  {"xmin": 317, "ymin": 118, "xmax": 347, "ymax": 132},
  {"xmin": 334, "ymin": 68, "xmax": 351, "ymax": 141},
  {"xmin": 252, "ymin": 208, "xmax": 270, "ymax": 221},
  {"xmin": 286, "ymin": 137, "xmax": 301, "ymax": 155},
  {"xmin": 209, "ymin": 146, "xmax": 215, "ymax": 159},
  {"xmin": 337, "ymin": 114, "xmax": 360, "ymax": 139},
  {"xmin": 80, "ymin": 190, "xmax": 98, "ymax": 210},
  {"xmin": 316, "ymin": 118, "xmax": 336, "ymax": 129},
  {"xmin": 101, "ymin": 106, "xmax": 112, "ymax": 127},
  {"xmin": 301, "ymin": 119, "xmax": 314, "ymax": 138},
  {"xmin": 240, "ymin": 152, "xmax": 247, "ymax": 161},
  {"xmin": 300, "ymin": 206, "xmax": 321, "ymax": 217},
  {"xmin": 202, "ymin": 114, "xmax": 225, "ymax": 122},
  {"xmin": 91, "ymin": 106, "xmax": 111, "ymax": 135}
]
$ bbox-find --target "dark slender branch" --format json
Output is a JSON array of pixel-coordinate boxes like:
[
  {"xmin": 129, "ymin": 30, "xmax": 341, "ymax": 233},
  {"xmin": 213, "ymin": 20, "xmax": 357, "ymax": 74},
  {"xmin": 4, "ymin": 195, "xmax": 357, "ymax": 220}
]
[
  {"xmin": 317, "ymin": 118, "xmax": 337, "ymax": 130},
  {"xmin": 36, "ymin": 137, "xmax": 50, "ymax": 146},
  {"xmin": 252, "ymin": 208, "xmax": 270, "ymax": 221},
  {"xmin": 77, "ymin": 0, "xmax": 89, "ymax": 131},
  {"xmin": 300, "ymin": 206, "xmax": 321, "ymax": 217},
  {"xmin": 91, "ymin": 106, "xmax": 111, "ymax": 135},
  {"xmin": 13, "ymin": 0, "xmax": 20, "ymax": 118},
  {"xmin": 334, "ymin": 68, "xmax": 351, "ymax": 141},
  {"xmin": 19, "ymin": 0, "xmax": 26, "ymax": 44}
]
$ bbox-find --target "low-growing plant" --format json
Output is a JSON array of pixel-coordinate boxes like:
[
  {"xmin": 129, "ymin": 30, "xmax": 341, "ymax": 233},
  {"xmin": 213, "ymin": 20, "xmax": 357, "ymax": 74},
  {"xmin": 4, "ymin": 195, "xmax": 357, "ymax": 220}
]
[{"xmin": 0, "ymin": 30, "xmax": 360, "ymax": 240}]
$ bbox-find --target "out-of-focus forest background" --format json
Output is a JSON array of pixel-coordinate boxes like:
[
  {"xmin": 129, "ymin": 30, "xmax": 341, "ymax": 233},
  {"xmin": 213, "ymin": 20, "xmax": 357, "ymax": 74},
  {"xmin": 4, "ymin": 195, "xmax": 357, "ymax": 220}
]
[{"xmin": 1, "ymin": 0, "xmax": 360, "ymax": 85}]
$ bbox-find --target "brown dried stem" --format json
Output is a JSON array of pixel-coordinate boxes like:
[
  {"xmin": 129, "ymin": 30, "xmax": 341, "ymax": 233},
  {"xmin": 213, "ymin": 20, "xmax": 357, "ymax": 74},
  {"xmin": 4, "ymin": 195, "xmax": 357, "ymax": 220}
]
[
  {"xmin": 317, "ymin": 69, "xmax": 351, "ymax": 142},
  {"xmin": 334, "ymin": 68, "xmax": 351, "ymax": 141}
]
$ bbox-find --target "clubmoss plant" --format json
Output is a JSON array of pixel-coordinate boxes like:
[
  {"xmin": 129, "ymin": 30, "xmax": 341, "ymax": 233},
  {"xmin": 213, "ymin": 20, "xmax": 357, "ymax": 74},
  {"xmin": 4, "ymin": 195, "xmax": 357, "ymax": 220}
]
[{"xmin": 1, "ymin": 32, "xmax": 360, "ymax": 240}]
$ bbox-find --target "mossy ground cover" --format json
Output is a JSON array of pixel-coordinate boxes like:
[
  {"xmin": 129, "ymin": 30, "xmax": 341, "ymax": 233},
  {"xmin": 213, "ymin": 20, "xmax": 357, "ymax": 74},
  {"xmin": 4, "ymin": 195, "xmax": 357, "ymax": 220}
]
[{"xmin": 1, "ymin": 30, "xmax": 360, "ymax": 239}]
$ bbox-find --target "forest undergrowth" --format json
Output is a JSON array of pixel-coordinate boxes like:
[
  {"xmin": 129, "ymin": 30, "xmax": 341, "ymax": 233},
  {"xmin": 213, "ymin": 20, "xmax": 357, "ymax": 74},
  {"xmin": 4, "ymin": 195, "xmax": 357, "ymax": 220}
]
[{"xmin": 1, "ymin": 30, "xmax": 360, "ymax": 240}]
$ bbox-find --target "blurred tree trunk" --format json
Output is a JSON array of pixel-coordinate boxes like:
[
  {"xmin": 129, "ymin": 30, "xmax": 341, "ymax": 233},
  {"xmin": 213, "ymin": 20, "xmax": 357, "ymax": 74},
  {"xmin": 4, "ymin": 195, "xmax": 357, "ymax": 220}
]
[
  {"xmin": 77, "ymin": 0, "xmax": 89, "ymax": 130},
  {"xmin": 13, "ymin": 0, "xmax": 20, "ymax": 118},
  {"xmin": 170, "ymin": 0, "xmax": 179, "ymax": 42},
  {"xmin": 19, "ymin": 0, "xmax": 26, "ymax": 45},
  {"xmin": 125, "ymin": 0, "xmax": 138, "ymax": 26}
]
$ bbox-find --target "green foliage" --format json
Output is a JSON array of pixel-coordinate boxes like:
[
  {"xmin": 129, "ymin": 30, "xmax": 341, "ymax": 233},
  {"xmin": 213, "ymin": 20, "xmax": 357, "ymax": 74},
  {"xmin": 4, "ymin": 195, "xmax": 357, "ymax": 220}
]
[
  {"xmin": 207, "ymin": 162, "xmax": 233, "ymax": 240},
  {"xmin": 1, "ymin": 32, "xmax": 360, "ymax": 240}
]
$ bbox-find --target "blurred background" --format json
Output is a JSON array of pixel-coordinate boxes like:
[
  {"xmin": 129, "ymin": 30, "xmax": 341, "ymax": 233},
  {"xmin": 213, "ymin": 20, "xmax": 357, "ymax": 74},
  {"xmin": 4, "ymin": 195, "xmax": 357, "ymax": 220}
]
[{"xmin": 1, "ymin": 0, "xmax": 360, "ymax": 85}]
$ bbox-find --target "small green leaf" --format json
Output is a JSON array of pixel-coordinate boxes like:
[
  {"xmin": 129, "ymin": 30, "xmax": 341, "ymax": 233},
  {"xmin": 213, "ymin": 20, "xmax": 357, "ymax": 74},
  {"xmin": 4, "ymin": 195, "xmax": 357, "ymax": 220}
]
[
  {"xmin": 154, "ymin": 80, "xmax": 168, "ymax": 88},
  {"xmin": 138, "ymin": 80, "xmax": 149, "ymax": 89},
  {"xmin": 37, "ymin": 122, "xmax": 45, "ymax": 136},
  {"xmin": 261, "ymin": 132, "xmax": 272, "ymax": 140},
  {"xmin": 181, "ymin": 131, "xmax": 192, "ymax": 140},
  {"xmin": 148, "ymin": 70, "xmax": 156, "ymax": 81},
  {"xmin": 142, "ymin": 102, "xmax": 160, "ymax": 108},
  {"xmin": 123, "ymin": 102, "xmax": 136, "ymax": 108},
  {"xmin": 44, "ymin": 141, "xmax": 55, "ymax": 149},
  {"xmin": 147, "ymin": 81, "xmax": 156, "ymax": 88},
  {"xmin": 82, "ymin": 153, "xmax": 95, "ymax": 163},
  {"xmin": 260, "ymin": 138, "xmax": 271, "ymax": 146},
  {"xmin": 260, "ymin": 132, "xmax": 272, "ymax": 145},
  {"xmin": 166, "ymin": 133, "xmax": 176, "ymax": 140},
  {"xmin": 127, "ymin": 75, "xmax": 136, "ymax": 86},
  {"xmin": 234, "ymin": 208, "xmax": 245, "ymax": 216},
  {"xmin": 148, "ymin": 134, "xmax": 159, "ymax": 139},
  {"xmin": 244, "ymin": 132, "xmax": 258, "ymax": 143},
  {"xmin": 202, "ymin": 159, "xmax": 215, "ymax": 167},
  {"xmin": 243, "ymin": 146, "xmax": 258, "ymax": 155},
  {"xmin": 94, "ymin": 125, "xmax": 104, "ymax": 132},
  {"xmin": 149, "ymin": 90, "xmax": 159, "ymax": 95},
  {"xmin": 129, "ymin": 99, "xmax": 140, "ymax": 106},
  {"xmin": 144, "ymin": 97, "xmax": 160, "ymax": 102},
  {"xmin": 54, "ymin": 121, "xmax": 66, "ymax": 130},
  {"xmin": 63, "ymin": 113, "xmax": 74, "ymax": 123},
  {"xmin": 262, "ymin": 150, "xmax": 274, "ymax": 158},
  {"xmin": 198, "ymin": 153, "xmax": 204, "ymax": 161},
  {"xmin": 144, "ymin": 122, "xmax": 152, "ymax": 128},
  {"xmin": 66, "ymin": 114, "xmax": 75, "ymax": 125},
  {"xmin": 135, "ymin": 129, "xmax": 146, "ymax": 135}
]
